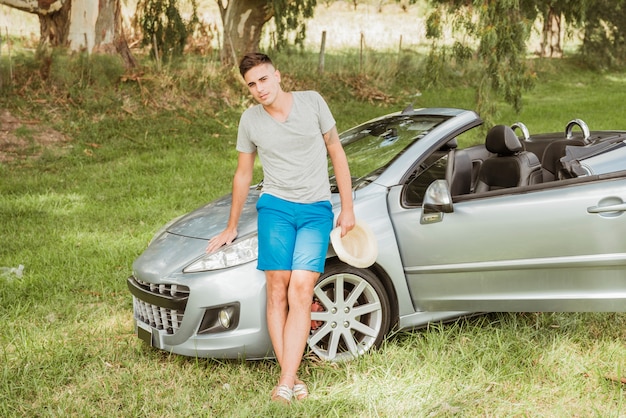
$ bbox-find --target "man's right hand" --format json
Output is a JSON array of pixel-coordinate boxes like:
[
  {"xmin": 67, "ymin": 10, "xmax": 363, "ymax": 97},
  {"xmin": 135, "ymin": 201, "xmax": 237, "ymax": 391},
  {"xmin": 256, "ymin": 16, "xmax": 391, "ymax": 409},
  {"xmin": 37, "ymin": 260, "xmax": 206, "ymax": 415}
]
[{"xmin": 206, "ymin": 228, "xmax": 238, "ymax": 253}]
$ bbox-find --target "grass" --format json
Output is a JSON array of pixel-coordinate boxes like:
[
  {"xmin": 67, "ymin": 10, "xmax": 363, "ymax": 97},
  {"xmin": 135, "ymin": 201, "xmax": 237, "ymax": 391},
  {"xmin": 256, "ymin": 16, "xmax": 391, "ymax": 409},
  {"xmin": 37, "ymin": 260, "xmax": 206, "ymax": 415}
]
[{"xmin": 0, "ymin": 50, "xmax": 625, "ymax": 417}]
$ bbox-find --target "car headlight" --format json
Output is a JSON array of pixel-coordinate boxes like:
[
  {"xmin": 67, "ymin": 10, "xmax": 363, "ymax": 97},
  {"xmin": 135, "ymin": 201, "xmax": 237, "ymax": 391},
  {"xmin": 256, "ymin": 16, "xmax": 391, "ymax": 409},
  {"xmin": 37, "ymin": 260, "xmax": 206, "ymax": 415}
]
[{"xmin": 183, "ymin": 234, "xmax": 258, "ymax": 272}]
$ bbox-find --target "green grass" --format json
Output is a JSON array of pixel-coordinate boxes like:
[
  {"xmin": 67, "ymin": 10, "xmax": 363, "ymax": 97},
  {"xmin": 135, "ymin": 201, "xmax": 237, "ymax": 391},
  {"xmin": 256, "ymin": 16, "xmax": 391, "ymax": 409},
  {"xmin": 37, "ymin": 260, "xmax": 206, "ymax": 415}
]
[{"xmin": 0, "ymin": 52, "xmax": 625, "ymax": 417}]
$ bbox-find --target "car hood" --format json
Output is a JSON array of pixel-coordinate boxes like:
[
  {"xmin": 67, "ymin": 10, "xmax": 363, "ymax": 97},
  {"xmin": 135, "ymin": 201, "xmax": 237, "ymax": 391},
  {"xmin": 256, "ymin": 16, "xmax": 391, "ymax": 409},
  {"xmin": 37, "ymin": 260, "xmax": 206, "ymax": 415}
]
[{"xmin": 167, "ymin": 188, "xmax": 261, "ymax": 240}]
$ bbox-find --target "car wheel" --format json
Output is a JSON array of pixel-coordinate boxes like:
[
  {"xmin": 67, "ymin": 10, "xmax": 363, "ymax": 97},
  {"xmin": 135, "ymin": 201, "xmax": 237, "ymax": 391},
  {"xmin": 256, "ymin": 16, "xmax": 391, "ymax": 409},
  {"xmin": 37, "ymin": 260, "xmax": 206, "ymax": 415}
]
[{"xmin": 308, "ymin": 261, "xmax": 392, "ymax": 361}]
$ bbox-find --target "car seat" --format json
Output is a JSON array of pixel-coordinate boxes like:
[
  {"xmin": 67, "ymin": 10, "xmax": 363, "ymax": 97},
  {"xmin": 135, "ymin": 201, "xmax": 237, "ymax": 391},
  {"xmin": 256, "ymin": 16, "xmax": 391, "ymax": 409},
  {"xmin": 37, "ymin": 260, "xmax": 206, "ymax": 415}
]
[{"xmin": 474, "ymin": 125, "xmax": 542, "ymax": 192}]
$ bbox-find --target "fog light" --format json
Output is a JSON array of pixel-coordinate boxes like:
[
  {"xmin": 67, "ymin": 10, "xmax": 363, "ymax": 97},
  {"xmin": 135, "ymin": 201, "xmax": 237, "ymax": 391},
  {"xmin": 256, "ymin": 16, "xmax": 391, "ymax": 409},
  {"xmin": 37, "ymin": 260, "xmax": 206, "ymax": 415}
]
[
  {"xmin": 197, "ymin": 303, "xmax": 240, "ymax": 335},
  {"xmin": 219, "ymin": 309, "xmax": 232, "ymax": 329}
]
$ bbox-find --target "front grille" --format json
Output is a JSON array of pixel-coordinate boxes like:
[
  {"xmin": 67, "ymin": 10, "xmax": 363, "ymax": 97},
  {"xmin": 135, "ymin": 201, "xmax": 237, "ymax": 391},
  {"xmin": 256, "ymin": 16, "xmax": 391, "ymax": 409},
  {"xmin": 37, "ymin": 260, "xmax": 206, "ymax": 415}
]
[{"xmin": 128, "ymin": 277, "xmax": 190, "ymax": 335}]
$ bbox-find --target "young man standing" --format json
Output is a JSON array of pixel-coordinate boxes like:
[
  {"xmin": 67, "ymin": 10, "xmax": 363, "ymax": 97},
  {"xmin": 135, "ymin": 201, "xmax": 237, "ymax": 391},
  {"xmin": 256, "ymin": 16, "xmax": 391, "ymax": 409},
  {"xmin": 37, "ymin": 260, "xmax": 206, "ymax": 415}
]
[{"xmin": 207, "ymin": 53, "xmax": 355, "ymax": 403}]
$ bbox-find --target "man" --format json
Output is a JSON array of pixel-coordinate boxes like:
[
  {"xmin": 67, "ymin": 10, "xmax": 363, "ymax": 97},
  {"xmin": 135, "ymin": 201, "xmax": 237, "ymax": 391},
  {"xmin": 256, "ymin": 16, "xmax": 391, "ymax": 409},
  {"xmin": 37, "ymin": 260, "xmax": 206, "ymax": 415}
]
[{"xmin": 206, "ymin": 52, "xmax": 355, "ymax": 403}]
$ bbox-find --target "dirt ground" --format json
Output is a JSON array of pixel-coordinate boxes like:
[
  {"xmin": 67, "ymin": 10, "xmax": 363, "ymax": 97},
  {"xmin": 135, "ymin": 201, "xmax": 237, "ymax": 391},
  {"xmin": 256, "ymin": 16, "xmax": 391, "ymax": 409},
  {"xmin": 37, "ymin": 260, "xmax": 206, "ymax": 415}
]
[{"xmin": 0, "ymin": 109, "xmax": 69, "ymax": 163}]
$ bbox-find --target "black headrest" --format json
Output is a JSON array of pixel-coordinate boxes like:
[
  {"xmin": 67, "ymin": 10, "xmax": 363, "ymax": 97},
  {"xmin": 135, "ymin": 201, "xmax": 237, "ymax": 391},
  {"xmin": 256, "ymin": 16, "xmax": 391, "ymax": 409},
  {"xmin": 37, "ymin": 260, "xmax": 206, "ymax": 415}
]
[{"xmin": 485, "ymin": 125, "xmax": 523, "ymax": 155}]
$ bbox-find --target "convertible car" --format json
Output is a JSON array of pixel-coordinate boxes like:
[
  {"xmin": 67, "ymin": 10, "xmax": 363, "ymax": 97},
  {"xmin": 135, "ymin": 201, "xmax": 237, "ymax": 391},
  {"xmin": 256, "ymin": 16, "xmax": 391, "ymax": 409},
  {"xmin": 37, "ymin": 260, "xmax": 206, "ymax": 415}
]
[{"xmin": 127, "ymin": 107, "xmax": 626, "ymax": 361}]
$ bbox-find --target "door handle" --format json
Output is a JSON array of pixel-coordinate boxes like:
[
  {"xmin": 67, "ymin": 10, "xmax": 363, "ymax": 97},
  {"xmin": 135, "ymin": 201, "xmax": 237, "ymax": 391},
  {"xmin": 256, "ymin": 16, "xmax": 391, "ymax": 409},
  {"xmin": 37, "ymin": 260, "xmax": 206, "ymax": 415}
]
[{"xmin": 587, "ymin": 203, "xmax": 626, "ymax": 214}]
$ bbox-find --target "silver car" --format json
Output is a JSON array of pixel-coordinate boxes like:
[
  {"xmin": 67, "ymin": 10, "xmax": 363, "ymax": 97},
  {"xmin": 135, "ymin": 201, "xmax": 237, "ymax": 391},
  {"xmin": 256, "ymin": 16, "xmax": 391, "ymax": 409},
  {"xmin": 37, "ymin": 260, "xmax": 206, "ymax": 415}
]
[{"xmin": 127, "ymin": 107, "xmax": 626, "ymax": 361}]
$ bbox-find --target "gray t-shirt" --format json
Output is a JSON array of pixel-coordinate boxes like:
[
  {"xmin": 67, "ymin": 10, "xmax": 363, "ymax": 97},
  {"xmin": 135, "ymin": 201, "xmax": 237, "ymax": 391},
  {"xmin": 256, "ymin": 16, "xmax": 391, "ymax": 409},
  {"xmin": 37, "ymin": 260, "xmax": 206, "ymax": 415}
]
[{"xmin": 236, "ymin": 91, "xmax": 336, "ymax": 203}]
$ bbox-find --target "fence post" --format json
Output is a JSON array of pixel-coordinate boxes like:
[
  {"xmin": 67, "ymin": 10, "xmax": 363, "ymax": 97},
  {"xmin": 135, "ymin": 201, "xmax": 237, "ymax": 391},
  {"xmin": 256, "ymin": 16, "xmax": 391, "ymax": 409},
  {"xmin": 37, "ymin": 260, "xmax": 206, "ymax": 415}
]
[
  {"xmin": 318, "ymin": 31, "xmax": 326, "ymax": 74},
  {"xmin": 0, "ymin": 27, "xmax": 3, "ymax": 88},
  {"xmin": 359, "ymin": 32, "xmax": 364, "ymax": 73},
  {"xmin": 6, "ymin": 27, "xmax": 12, "ymax": 83},
  {"xmin": 152, "ymin": 33, "xmax": 161, "ymax": 71}
]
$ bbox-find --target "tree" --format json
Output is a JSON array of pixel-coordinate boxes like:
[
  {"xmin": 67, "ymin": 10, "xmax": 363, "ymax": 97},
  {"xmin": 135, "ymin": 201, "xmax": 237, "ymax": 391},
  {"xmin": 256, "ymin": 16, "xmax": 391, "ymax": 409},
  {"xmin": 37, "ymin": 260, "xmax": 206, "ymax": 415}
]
[
  {"xmin": 536, "ymin": 0, "xmax": 587, "ymax": 58},
  {"xmin": 218, "ymin": 0, "xmax": 271, "ymax": 65},
  {"xmin": 423, "ymin": 0, "xmax": 625, "ymax": 120},
  {"xmin": 0, "ymin": 0, "xmax": 136, "ymax": 67},
  {"xmin": 540, "ymin": 6, "xmax": 563, "ymax": 58},
  {"xmin": 580, "ymin": 0, "xmax": 626, "ymax": 68},
  {"xmin": 136, "ymin": 0, "xmax": 200, "ymax": 61},
  {"xmin": 217, "ymin": 0, "xmax": 316, "ymax": 66},
  {"xmin": 426, "ymin": 0, "xmax": 537, "ymax": 119}
]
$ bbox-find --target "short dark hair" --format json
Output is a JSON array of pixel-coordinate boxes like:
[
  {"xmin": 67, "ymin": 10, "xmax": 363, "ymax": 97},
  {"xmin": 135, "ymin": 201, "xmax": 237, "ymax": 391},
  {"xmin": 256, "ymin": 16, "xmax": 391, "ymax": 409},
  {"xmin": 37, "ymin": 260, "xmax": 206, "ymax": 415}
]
[{"xmin": 239, "ymin": 52, "xmax": 273, "ymax": 78}]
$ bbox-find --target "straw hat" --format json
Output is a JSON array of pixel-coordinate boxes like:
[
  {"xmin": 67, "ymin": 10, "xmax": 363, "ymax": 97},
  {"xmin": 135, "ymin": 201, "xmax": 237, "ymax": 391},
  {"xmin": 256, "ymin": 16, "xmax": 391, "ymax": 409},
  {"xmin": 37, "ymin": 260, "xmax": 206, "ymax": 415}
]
[{"xmin": 330, "ymin": 221, "xmax": 378, "ymax": 268}]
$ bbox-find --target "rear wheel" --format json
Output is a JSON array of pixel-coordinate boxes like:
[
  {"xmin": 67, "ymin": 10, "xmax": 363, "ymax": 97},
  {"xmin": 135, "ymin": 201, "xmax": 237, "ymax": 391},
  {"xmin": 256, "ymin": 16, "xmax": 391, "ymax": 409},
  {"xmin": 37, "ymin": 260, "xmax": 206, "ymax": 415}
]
[{"xmin": 308, "ymin": 261, "xmax": 392, "ymax": 361}]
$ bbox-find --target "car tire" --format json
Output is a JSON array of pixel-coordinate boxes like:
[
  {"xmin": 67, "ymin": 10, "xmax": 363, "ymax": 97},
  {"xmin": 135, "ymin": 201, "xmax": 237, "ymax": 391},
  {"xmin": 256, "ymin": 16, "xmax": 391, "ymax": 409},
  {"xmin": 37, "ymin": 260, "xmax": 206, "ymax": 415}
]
[{"xmin": 307, "ymin": 261, "xmax": 392, "ymax": 361}]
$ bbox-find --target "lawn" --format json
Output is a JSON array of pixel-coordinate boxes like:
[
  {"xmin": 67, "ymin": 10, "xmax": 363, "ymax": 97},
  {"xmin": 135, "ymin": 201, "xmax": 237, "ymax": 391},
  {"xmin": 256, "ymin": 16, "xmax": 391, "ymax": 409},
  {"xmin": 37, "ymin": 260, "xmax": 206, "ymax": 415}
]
[{"xmin": 0, "ymin": 50, "xmax": 625, "ymax": 417}]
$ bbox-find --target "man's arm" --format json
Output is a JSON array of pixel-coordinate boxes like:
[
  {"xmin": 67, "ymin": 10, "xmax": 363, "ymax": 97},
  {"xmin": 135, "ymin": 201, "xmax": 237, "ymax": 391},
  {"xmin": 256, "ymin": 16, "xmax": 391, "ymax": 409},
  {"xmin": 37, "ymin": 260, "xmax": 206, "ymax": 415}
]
[
  {"xmin": 324, "ymin": 125, "xmax": 355, "ymax": 237},
  {"xmin": 206, "ymin": 152, "xmax": 256, "ymax": 253}
]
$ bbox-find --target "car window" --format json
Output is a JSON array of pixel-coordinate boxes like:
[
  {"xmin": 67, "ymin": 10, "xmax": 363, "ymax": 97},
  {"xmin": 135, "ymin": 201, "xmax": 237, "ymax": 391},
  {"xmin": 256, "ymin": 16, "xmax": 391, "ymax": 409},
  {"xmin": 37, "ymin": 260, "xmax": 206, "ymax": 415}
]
[
  {"xmin": 329, "ymin": 115, "xmax": 449, "ymax": 191},
  {"xmin": 403, "ymin": 152, "xmax": 449, "ymax": 206}
]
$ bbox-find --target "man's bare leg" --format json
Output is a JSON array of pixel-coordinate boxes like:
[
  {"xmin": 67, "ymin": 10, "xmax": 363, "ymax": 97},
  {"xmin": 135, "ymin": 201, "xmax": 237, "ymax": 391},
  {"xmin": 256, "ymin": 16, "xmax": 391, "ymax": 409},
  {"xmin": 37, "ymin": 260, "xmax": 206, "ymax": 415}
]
[
  {"xmin": 266, "ymin": 269, "xmax": 319, "ymax": 390},
  {"xmin": 266, "ymin": 270, "xmax": 290, "ymax": 368},
  {"xmin": 279, "ymin": 269, "xmax": 318, "ymax": 386}
]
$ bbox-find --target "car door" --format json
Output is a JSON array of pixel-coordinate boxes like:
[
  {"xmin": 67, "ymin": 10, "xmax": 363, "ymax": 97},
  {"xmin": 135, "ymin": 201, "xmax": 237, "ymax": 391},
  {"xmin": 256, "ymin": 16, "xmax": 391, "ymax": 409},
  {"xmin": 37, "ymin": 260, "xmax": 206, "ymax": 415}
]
[{"xmin": 388, "ymin": 170, "xmax": 626, "ymax": 312}]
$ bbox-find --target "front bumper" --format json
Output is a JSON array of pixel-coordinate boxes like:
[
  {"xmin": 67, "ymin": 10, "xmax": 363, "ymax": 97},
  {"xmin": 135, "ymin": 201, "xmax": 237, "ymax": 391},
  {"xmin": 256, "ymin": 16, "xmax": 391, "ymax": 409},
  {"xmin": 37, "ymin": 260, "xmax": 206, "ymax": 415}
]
[{"xmin": 128, "ymin": 261, "xmax": 274, "ymax": 359}]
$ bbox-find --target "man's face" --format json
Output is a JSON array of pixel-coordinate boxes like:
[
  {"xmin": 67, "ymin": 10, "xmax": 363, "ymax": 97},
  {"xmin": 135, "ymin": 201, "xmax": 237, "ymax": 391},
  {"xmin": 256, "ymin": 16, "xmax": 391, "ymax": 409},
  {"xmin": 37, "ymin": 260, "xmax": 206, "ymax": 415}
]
[{"xmin": 243, "ymin": 63, "xmax": 281, "ymax": 107}]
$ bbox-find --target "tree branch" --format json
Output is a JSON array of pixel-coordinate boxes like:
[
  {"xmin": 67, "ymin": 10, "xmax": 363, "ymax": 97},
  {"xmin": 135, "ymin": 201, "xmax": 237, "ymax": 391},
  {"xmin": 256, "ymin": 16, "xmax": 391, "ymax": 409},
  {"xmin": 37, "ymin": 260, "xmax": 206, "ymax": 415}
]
[
  {"xmin": 0, "ymin": 0, "xmax": 65, "ymax": 15},
  {"xmin": 216, "ymin": 0, "xmax": 227, "ymax": 21}
]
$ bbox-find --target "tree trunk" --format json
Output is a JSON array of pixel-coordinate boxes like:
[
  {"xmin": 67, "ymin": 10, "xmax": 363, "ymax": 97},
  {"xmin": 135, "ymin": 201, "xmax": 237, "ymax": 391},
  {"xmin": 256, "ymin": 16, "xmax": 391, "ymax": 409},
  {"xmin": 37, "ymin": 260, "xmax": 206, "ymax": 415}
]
[
  {"xmin": 218, "ymin": 0, "xmax": 272, "ymax": 66},
  {"xmin": 92, "ymin": 0, "xmax": 136, "ymax": 67},
  {"xmin": 38, "ymin": 0, "xmax": 71, "ymax": 47},
  {"xmin": 540, "ymin": 8, "xmax": 563, "ymax": 58},
  {"xmin": 0, "ymin": 0, "xmax": 136, "ymax": 67}
]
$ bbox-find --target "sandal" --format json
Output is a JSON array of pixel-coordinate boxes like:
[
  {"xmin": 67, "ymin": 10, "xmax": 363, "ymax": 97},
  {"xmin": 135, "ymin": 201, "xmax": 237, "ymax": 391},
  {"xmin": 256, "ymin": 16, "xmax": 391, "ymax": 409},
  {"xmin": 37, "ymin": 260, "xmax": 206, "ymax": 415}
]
[
  {"xmin": 271, "ymin": 384, "xmax": 293, "ymax": 404},
  {"xmin": 293, "ymin": 382, "xmax": 309, "ymax": 400}
]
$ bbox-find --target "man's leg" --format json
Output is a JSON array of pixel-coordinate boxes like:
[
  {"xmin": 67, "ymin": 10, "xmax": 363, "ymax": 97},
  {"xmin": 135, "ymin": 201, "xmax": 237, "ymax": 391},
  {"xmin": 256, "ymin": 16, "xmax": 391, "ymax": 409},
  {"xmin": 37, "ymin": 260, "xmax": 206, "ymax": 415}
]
[
  {"xmin": 278, "ymin": 269, "xmax": 319, "ymax": 387},
  {"xmin": 266, "ymin": 269, "xmax": 318, "ymax": 388},
  {"xmin": 265, "ymin": 270, "xmax": 290, "ymax": 368}
]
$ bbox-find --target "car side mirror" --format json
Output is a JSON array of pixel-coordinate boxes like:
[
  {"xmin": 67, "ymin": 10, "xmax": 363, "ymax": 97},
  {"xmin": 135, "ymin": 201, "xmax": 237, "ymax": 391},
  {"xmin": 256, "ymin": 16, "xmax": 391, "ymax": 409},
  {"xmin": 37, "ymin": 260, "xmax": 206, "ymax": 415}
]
[{"xmin": 421, "ymin": 180, "xmax": 453, "ymax": 224}]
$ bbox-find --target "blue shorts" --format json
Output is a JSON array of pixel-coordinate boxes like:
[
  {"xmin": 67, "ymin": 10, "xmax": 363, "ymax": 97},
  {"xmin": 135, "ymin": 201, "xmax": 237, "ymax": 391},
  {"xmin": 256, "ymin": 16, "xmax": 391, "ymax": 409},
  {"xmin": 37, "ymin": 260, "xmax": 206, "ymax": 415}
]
[{"xmin": 256, "ymin": 194, "xmax": 333, "ymax": 273}]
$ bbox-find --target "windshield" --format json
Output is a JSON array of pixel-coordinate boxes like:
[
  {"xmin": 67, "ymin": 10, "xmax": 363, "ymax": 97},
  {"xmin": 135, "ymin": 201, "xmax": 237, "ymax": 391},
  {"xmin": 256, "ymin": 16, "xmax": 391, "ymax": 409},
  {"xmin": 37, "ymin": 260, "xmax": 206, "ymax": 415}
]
[{"xmin": 329, "ymin": 114, "xmax": 449, "ymax": 190}]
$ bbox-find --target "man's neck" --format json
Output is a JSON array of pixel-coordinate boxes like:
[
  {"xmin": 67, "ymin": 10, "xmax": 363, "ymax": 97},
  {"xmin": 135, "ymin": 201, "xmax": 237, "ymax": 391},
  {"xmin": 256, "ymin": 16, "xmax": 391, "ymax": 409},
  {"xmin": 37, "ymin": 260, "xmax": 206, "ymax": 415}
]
[{"xmin": 263, "ymin": 90, "xmax": 292, "ymax": 122}]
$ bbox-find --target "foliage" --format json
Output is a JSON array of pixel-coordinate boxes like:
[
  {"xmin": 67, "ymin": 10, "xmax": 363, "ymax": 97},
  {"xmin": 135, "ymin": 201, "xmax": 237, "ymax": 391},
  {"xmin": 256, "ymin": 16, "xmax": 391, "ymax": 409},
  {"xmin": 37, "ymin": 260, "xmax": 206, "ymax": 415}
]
[
  {"xmin": 425, "ymin": 0, "xmax": 537, "ymax": 122},
  {"xmin": 529, "ymin": 0, "xmax": 626, "ymax": 68},
  {"xmin": 271, "ymin": 0, "xmax": 317, "ymax": 51},
  {"xmin": 136, "ymin": 0, "xmax": 200, "ymax": 61},
  {"xmin": 534, "ymin": 0, "xmax": 586, "ymax": 27},
  {"xmin": 580, "ymin": 0, "xmax": 626, "ymax": 69},
  {"xmin": 422, "ymin": 0, "xmax": 625, "ymax": 119}
]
